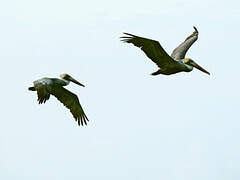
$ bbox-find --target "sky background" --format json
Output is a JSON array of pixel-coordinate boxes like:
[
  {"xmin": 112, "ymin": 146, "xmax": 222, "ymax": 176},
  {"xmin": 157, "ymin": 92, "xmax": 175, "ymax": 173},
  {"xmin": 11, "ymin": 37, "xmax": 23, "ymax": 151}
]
[{"xmin": 1, "ymin": 0, "xmax": 240, "ymax": 179}]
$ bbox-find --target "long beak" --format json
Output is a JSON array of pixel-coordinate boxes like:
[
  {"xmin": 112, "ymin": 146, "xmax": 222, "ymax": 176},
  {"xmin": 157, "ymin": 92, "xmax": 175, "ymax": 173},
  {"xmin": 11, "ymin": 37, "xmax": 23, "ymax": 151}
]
[
  {"xmin": 191, "ymin": 61, "xmax": 210, "ymax": 75},
  {"xmin": 68, "ymin": 76, "xmax": 85, "ymax": 87}
]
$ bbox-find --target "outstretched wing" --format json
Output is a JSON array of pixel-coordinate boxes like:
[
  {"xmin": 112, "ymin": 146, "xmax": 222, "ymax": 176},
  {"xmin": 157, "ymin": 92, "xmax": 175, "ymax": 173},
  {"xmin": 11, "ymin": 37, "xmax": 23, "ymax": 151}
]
[
  {"xmin": 50, "ymin": 85, "xmax": 89, "ymax": 126},
  {"xmin": 171, "ymin": 26, "xmax": 199, "ymax": 60},
  {"xmin": 121, "ymin": 32, "xmax": 177, "ymax": 68}
]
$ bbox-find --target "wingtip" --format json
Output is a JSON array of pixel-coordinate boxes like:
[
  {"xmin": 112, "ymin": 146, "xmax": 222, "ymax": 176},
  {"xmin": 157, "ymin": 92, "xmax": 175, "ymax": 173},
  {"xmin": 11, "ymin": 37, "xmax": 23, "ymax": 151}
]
[
  {"xmin": 122, "ymin": 32, "xmax": 136, "ymax": 37},
  {"xmin": 193, "ymin": 26, "xmax": 198, "ymax": 33},
  {"xmin": 75, "ymin": 115, "xmax": 89, "ymax": 126}
]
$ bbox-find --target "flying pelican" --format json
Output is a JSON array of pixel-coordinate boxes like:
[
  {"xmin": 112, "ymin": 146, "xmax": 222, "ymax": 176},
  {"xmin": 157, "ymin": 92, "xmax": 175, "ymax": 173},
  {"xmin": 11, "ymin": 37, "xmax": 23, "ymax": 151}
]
[
  {"xmin": 121, "ymin": 26, "xmax": 210, "ymax": 75},
  {"xmin": 28, "ymin": 74, "xmax": 89, "ymax": 126}
]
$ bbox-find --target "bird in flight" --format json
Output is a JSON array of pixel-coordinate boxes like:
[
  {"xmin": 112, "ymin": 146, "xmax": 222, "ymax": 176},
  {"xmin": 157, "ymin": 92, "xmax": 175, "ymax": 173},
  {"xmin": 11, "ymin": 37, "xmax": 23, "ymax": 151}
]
[
  {"xmin": 121, "ymin": 26, "xmax": 210, "ymax": 76},
  {"xmin": 28, "ymin": 74, "xmax": 89, "ymax": 126}
]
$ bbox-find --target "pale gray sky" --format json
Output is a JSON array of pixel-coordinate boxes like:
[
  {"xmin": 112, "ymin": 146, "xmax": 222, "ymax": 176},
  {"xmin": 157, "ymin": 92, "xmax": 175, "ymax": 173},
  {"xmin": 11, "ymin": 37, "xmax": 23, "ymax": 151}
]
[{"xmin": 1, "ymin": 0, "xmax": 240, "ymax": 179}]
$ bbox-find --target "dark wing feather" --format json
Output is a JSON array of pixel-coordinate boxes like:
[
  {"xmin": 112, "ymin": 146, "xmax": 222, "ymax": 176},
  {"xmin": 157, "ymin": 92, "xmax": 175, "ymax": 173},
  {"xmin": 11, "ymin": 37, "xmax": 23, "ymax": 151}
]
[
  {"xmin": 171, "ymin": 26, "xmax": 198, "ymax": 60},
  {"xmin": 36, "ymin": 86, "xmax": 50, "ymax": 104},
  {"xmin": 121, "ymin": 32, "xmax": 177, "ymax": 68},
  {"xmin": 50, "ymin": 85, "xmax": 89, "ymax": 126}
]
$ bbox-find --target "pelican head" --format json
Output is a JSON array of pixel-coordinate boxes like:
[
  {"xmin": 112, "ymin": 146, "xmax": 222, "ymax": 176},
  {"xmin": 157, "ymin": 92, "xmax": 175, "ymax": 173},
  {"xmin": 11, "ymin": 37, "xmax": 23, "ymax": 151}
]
[
  {"xmin": 183, "ymin": 58, "xmax": 210, "ymax": 75},
  {"xmin": 60, "ymin": 73, "xmax": 85, "ymax": 87}
]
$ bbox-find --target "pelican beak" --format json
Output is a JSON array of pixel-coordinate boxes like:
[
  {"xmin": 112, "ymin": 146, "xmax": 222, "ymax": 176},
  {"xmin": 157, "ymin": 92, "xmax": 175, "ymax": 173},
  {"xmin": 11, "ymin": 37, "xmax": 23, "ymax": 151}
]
[
  {"xmin": 190, "ymin": 61, "xmax": 210, "ymax": 75},
  {"xmin": 68, "ymin": 76, "xmax": 85, "ymax": 87}
]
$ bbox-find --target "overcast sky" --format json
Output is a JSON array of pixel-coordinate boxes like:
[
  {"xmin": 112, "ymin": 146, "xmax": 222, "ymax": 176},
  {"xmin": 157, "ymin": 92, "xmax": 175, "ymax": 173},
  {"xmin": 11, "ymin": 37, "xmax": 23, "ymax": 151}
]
[{"xmin": 1, "ymin": 0, "xmax": 240, "ymax": 179}]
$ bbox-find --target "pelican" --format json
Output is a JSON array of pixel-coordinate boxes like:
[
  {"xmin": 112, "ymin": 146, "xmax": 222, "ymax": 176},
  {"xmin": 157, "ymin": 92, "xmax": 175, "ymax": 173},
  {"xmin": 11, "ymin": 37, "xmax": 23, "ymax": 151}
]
[
  {"xmin": 28, "ymin": 74, "xmax": 89, "ymax": 126},
  {"xmin": 121, "ymin": 26, "xmax": 210, "ymax": 75}
]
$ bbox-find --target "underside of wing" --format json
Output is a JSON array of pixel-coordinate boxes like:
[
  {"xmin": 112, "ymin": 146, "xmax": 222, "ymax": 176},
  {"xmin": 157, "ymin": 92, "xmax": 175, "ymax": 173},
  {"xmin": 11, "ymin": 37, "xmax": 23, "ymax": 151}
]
[
  {"xmin": 171, "ymin": 26, "xmax": 199, "ymax": 60},
  {"xmin": 121, "ymin": 32, "xmax": 177, "ymax": 68},
  {"xmin": 50, "ymin": 85, "xmax": 89, "ymax": 126}
]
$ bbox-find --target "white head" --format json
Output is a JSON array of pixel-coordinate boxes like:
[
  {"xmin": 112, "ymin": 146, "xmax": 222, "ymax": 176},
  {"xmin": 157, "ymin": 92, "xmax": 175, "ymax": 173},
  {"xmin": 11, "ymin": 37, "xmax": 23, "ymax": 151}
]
[{"xmin": 60, "ymin": 74, "xmax": 85, "ymax": 87}]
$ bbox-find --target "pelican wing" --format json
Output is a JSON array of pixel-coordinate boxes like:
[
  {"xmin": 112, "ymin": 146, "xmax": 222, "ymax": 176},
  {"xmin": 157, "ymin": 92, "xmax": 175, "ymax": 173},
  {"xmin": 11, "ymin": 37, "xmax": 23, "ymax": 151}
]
[
  {"xmin": 33, "ymin": 78, "xmax": 52, "ymax": 104},
  {"xmin": 50, "ymin": 85, "xmax": 89, "ymax": 126},
  {"xmin": 36, "ymin": 86, "xmax": 50, "ymax": 104},
  {"xmin": 121, "ymin": 33, "xmax": 177, "ymax": 68},
  {"xmin": 171, "ymin": 26, "xmax": 198, "ymax": 60}
]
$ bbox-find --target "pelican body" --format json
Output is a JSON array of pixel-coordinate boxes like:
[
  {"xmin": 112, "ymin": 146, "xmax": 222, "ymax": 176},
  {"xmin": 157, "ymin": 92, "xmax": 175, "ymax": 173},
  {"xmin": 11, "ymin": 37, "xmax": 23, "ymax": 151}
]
[
  {"xmin": 121, "ymin": 27, "xmax": 210, "ymax": 76},
  {"xmin": 28, "ymin": 74, "xmax": 89, "ymax": 126}
]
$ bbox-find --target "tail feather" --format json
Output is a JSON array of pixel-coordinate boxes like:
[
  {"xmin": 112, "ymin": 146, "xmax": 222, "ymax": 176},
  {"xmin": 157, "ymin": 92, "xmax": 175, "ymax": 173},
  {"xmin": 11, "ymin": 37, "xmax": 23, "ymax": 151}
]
[
  {"xmin": 151, "ymin": 70, "xmax": 161, "ymax": 76},
  {"xmin": 28, "ymin": 87, "xmax": 36, "ymax": 91}
]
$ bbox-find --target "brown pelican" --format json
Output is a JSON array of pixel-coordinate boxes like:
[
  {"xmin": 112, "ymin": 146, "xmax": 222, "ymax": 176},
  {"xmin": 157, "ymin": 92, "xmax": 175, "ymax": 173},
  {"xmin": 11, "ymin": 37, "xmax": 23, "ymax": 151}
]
[
  {"xmin": 121, "ymin": 26, "xmax": 210, "ymax": 75},
  {"xmin": 28, "ymin": 74, "xmax": 89, "ymax": 126}
]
